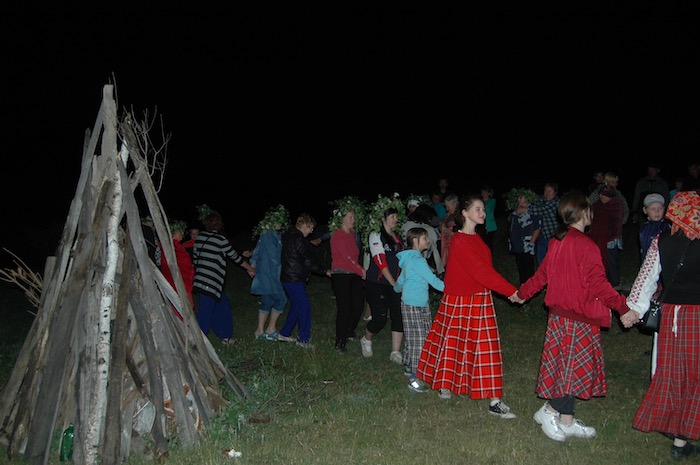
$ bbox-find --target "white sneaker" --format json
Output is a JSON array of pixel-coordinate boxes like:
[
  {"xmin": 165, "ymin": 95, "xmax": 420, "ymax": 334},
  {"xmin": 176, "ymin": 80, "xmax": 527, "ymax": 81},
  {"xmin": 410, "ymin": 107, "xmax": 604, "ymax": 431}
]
[
  {"xmin": 533, "ymin": 403, "xmax": 566, "ymax": 442},
  {"xmin": 438, "ymin": 388, "xmax": 452, "ymax": 400},
  {"xmin": 559, "ymin": 419, "xmax": 597, "ymax": 438},
  {"xmin": 360, "ymin": 336, "xmax": 373, "ymax": 357},
  {"xmin": 389, "ymin": 351, "xmax": 402, "ymax": 364}
]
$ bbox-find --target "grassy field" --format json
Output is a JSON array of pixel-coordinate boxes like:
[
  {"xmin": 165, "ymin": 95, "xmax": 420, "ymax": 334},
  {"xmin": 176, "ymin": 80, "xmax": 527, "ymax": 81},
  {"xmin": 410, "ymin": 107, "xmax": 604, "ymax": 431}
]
[{"xmin": 0, "ymin": 219, "xmax": 681, "ymax": 465}]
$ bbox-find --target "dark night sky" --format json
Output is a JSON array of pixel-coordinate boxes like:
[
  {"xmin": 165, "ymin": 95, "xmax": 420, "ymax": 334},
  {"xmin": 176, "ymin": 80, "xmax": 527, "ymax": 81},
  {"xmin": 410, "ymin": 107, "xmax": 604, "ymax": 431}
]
[{"xmin": 2, "ymin": 6, "xmax": 700, "ymax": 265}]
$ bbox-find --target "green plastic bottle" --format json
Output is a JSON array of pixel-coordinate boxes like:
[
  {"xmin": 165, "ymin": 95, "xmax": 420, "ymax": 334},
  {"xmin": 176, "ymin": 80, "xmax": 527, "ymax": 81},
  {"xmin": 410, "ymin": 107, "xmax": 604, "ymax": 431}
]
[{"xmin": 59, "ymin": 423, "xmax": 74, "ymax": 461}]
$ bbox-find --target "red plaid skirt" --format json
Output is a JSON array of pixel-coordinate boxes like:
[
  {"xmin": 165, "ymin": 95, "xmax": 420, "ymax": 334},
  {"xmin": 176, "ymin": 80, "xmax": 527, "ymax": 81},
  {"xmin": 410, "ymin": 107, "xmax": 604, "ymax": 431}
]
[
  {"xmin": 416, "ymin": 292, "xmax": 504, "ymax": 400},
  {"xmin": 633, "ymin": 304, "xmax": 700, "ymax": 440},
  {"xmin": 536, "ymin": 314, "xmax": 606, "ymax": 400}
]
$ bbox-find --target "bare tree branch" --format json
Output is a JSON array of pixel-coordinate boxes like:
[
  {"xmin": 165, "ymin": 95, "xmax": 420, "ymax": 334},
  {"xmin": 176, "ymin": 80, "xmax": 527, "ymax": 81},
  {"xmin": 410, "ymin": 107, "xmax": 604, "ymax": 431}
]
[{"xmin": 119, "ymin": 106, "xmax": 171, "ymax": 192}]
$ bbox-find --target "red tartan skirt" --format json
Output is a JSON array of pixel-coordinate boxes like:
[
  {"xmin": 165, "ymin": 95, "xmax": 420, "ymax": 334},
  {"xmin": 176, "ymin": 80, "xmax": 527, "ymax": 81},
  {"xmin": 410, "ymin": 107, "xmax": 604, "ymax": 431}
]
[
  {"xmin": 536, "ymin": 314, "xmax": 606, "ymax": 400},
  {"xmin": 633, "ymin": 304, "xmax": 700, "ymax": 440},
  {"xmin": 416, "ymin": 292, "xmax": 504, "ymax": 400}
]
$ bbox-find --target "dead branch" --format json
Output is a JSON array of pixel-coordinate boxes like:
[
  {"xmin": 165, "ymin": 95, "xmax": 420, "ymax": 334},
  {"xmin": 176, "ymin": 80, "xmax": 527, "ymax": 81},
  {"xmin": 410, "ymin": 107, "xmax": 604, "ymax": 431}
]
[
  {"xmin": 0, "ymin": 248, "xmax": 41, "ymax": 313},
  {"xmin": 119, "ymin": 107, "xmax": 171, "ymax": 192}
]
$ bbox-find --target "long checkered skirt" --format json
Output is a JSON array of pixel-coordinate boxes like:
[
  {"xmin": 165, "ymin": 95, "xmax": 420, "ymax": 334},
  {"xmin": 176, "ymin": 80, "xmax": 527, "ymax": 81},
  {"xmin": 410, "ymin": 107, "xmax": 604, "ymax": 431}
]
[
  {"xmin": 416, "ymin": 292, "xmax": 504, "ymax": 400},
  {"xmin": 633, "ymin": 304, "xmax": 700, "ymax": 440},
  {"xmin": 536, "ymin": 314, "xmax": 606, "ymax": 400}
]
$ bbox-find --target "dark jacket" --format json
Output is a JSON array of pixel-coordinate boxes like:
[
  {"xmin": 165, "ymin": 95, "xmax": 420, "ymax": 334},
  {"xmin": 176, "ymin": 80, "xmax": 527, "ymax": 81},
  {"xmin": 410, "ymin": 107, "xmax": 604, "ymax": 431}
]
[{"xmin": 281, "ymin": 227, "xmax": 327, "ymax": 283}]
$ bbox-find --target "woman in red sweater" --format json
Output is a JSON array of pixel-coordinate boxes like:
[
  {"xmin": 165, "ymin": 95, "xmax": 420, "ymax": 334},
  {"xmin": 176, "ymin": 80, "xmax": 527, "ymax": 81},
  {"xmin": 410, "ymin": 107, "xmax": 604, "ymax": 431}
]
[
  {"xmin": 516, "ymin": 191, "xmax": 633, "ymax": 443},
  {"xmin": 416, "ymin": 194, "xmax": 521, "ymax": 419}
]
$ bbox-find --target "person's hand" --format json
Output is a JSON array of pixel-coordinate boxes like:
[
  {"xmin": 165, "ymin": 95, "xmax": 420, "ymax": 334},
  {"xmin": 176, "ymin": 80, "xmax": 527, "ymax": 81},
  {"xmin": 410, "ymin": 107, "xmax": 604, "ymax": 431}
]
[
  {"xmin": 242, "ymin": 250, "xmax": 253, "ymax": 258},
  {"xmin": 509, "ymin": 291, "xmax": 524, "ymax": 304},
  {"xmin": 310, "ymin": 238, "xmax": 322, "ymax": 246},
  {"xmin": 246, "ymin": 267, "xmax": 255, "ymax": 278},
  {"xmin": 620, "ymin": 311, "xmax": 640, "ymax": 328}
]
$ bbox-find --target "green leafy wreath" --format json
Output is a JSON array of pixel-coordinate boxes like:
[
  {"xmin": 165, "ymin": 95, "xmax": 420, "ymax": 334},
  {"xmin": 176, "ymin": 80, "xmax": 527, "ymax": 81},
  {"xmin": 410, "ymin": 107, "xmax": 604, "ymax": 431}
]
[
  {"xmin": 503, "ymin": 188, "xmax": 539, "ymax": 210},
  {"xmin": 328, "ymin": 196, "xmax": 368, "ymax": 234},
  {"xmin": 360, "ymin": 193, "xmax": 407, "ymax": 243},
  {"xmin": 252, "ymin": 204, "xmax": 290, "ymax": 238}
]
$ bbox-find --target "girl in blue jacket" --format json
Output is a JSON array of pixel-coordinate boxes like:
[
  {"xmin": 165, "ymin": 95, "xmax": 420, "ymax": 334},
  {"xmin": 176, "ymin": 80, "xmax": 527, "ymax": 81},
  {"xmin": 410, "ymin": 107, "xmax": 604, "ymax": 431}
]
[{"xmin": 394, "ymin": 227, "xmax": 444, "ymax": 393}]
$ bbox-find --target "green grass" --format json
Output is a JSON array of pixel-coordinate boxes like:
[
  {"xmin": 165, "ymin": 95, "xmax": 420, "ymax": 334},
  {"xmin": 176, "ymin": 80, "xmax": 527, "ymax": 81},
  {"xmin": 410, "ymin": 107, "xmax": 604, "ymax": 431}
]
[{"xmin": 0, "ymin": 220, "xmax": 680, "ymax": 464}]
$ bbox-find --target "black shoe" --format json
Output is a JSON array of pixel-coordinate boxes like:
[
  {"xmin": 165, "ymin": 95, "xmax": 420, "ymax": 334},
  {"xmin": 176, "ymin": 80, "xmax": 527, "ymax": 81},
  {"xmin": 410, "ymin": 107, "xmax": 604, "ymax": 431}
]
[
  {"xmin": 335, "ymin": 342, "xmax": 347, "ymax": 354},
  {"xmin": 671, "ymin": 442, "xmax": 700, "ymax": 461}
]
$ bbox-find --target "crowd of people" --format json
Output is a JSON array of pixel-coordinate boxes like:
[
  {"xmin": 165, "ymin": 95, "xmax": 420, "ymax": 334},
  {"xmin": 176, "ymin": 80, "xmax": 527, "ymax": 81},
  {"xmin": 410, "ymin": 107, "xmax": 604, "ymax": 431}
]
[{"xmin": 153, "ymin": 161, "xmax": 698, "ymax": 461}]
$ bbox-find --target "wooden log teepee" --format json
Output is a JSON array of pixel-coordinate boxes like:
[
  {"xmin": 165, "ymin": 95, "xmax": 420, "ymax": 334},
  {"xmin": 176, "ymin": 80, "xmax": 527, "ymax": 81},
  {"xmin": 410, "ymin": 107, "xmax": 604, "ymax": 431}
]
[{"xmin": 0, "ymin": 84, "xmax": 248, "ymax": 465}]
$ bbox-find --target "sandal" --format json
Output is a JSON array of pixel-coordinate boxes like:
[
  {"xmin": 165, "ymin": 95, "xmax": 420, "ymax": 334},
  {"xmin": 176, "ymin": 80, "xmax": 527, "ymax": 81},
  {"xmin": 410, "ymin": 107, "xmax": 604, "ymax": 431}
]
[{"xmin": 265, "ymin": 331, "xmax": 279, "ymax": 341}]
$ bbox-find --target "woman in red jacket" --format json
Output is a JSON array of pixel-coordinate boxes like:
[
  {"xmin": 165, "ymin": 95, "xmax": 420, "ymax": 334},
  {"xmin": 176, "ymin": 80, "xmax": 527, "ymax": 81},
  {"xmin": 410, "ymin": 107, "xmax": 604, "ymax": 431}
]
[{"xmin": 516, "ymin": 191, "xmax": 633, "ymax": 443}]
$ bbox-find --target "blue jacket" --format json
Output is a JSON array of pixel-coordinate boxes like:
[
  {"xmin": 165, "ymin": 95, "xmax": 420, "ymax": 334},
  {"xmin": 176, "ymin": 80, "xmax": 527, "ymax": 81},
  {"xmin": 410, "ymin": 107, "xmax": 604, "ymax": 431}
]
[
  {"xmin": 250, "ymin": 230, "xmax": 286, "ymax": 305},
  {"xmin": 393, "ymin": 250, "xmax": 444, "ymax": 307}
]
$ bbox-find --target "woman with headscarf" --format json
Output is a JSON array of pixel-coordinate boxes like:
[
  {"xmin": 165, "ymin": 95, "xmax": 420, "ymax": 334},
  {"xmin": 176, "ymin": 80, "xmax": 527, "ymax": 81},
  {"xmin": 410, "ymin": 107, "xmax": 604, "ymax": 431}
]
[{"xmin": 623, "ymin": 190, "xmax": 700, "ymax": 460}]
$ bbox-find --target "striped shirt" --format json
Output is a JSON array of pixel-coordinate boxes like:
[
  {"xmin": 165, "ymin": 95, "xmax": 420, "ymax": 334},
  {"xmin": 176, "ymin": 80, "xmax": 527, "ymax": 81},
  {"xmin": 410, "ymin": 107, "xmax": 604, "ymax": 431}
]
[{"xmin": 192, "ymin": 231, "xmax": 245, "ymax": 300}]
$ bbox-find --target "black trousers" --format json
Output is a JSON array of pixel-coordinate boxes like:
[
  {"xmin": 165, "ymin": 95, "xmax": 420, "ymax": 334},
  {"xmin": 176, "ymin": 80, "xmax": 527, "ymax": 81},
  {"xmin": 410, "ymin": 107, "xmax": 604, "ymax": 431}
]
[
  {"xmin": 331, "ymin": 273, "xmax": 365, "ymax": 344},
  {"xmin": 514, "ymin": 252, "xmax": 536, "ymax": 285},
  {"xmin": 365, "ymin": 280, "xmax": 403, "ymax": 334}
]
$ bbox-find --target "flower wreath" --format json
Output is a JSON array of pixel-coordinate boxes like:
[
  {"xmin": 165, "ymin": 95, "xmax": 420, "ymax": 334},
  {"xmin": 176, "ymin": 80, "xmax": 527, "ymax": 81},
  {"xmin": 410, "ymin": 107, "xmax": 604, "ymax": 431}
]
[
  {"xmin": 405, "ymin": 193, "xmax": 425, "ymax": 207},
  {"xmin": 252, "ymin": 204, "xmax": 290, "ymax": 238},
  {"xmin": 196, "ymin": 204, "xmax": 216, "ymax": 222},
  {"xmin": 168, "ymin": 220, "xmax": 188, "ymax": 235},
  {"xmin": 328, "ymin": 196, "xmax": 368, "ymax": 234},
  {"xmin": 360, "ymin": 193, "xmax": 407, "ymax": 243}
]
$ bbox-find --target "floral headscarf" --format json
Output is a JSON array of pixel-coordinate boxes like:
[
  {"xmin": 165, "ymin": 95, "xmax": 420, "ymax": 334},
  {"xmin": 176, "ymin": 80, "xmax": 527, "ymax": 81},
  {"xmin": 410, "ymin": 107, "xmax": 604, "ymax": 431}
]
[{"xmin": 665, "ymin": 190, "xmax": 700, "ymax": 240}]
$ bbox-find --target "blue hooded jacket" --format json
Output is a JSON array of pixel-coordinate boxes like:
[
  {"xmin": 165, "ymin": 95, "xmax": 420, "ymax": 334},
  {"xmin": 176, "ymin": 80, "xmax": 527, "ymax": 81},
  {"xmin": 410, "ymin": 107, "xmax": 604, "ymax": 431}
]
[
  {"xmin": 250, "ymin": 230, "xmax": 287, "ymax": 306},
  {"xmin": 393, "ymin": 249, "xmax": 444, "ymax": 307}
]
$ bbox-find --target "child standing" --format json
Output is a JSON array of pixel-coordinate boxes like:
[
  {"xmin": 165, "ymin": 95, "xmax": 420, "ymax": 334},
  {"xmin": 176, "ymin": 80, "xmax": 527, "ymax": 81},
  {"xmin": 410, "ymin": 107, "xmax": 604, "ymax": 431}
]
[
  {"xmin": 638, "ymin": 193, "xmax": 671, "ymax": 262},
  {"xmin": 393, "ymin": 228, "xmax": 445, "ymax": 393}
]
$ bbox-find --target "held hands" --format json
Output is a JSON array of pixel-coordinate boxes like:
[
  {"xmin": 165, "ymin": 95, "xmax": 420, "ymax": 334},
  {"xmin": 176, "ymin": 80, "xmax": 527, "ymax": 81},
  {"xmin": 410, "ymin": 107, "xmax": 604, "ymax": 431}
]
[
  {"xmin": 509, "ymin": 291, "xmax": 525, "ymax": 305},
  {"xmin": 620, "ymin": 311, "xmax": 641, "ymax": 328},
  {"xmin": 246, "ymin": 265, "xmax": 256, "ymax": 278}
]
